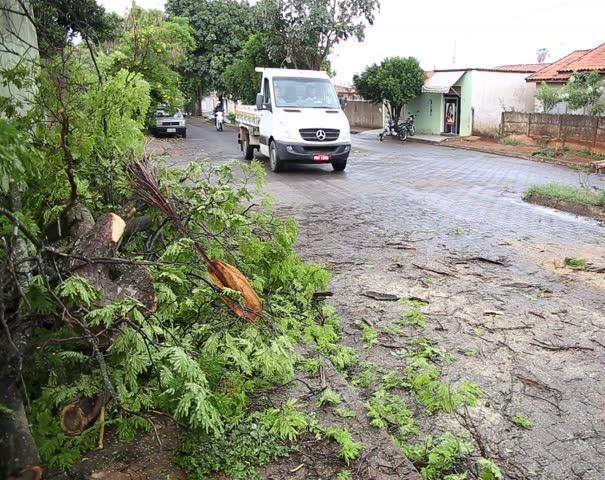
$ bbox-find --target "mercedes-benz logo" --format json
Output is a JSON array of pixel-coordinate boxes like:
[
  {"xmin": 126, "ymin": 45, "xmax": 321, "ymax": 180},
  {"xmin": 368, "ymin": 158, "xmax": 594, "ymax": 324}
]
[{"xmin": 316, "ymin": 129, "xmax": 326, "ymax": 141}]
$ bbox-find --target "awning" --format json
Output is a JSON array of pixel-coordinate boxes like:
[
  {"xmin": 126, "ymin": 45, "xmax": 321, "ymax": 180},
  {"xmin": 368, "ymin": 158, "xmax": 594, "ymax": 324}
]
[{"xmin": 422, "ymin": 71, "xmax": 465, "ymax": 93}]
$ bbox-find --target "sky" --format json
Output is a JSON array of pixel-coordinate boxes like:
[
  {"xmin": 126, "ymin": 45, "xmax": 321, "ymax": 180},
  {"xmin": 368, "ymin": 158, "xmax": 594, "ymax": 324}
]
[{"xmin": 99, "ymin": 0, "xmax": 605, "ymax": 85}]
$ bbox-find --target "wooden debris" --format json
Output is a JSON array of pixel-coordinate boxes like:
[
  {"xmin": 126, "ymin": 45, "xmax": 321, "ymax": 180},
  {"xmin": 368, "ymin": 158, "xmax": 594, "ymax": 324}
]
[
  {"xmin": 69, "ymin": 213, "xmax": 156, "ymax": 312},
  {"xmin": 6, "ymin": 465, "xmax": 43, "ymax": 480},
  {"xmin": 483, "ymin": 310, "xmax": 505, "ymax": 316},
  {"xmin": 362, "ymin": 291, "xmax": 399, "ymax": 301},
  {"xmin": 208, "ymin": 260, "xmax": 262, "ymax": 322},
  {"xmin": 60, "ymin": 392, "xmax": 110, "ymax": 436}
]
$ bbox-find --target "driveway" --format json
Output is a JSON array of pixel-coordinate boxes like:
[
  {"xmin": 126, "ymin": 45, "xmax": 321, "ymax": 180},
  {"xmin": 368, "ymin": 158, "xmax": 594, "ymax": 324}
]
[{"xmin": 156, "ymin": 117, "xmax": 605, "ymax": 480}]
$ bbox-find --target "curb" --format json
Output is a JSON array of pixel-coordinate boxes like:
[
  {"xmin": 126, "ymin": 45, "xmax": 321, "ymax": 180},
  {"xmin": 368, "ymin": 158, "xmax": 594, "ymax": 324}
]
[{"xmin": 435, "ymin": 142, "xmax": 594, "ymax": 172}]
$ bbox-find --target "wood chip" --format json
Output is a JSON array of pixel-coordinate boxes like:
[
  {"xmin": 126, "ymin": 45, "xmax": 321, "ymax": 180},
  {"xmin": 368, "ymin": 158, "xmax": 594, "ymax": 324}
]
[
  {"xmin": 483, "ymin": 310, "xmax": 505, "ymax": 316},
  {"xmin": 289, "ymin": 464, "xmax": 305, "ymax": 473},
  {"xmin": 362, "ymin": 291, "xmax": 399, "ymax": 301}
]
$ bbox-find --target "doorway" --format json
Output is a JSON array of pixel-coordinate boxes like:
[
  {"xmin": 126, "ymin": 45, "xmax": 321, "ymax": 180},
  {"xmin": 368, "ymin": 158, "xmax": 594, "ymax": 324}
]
[{"xmin": 443, "ymin": 95, "xmax": 460, "ymax": 135}]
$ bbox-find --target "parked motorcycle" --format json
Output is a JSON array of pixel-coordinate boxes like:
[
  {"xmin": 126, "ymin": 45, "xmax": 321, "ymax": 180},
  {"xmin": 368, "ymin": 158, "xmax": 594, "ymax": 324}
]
[
  {"xmin": 379, "ymin": 117, "xmax": 408, "ymax": 142},
  {"xmin": 215, "ymin": 110, "xmax": 224, "ymax": 132},
  {"xmin": 404, "ymin": 114, "xmax": 415, "ymax": 136}
]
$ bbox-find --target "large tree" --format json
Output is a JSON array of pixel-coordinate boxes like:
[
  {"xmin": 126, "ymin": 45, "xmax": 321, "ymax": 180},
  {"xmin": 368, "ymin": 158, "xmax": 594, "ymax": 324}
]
[
  {"xmin": 166, "ymin": 0, "xmax": 255, "ymax": 114},
  {"xmin": 354, "ymin": 56, "xmax": 425, "ymax": 123},
  {"xmin": 109, "ymin": 5, "xmax": 193, "ymax": 109},
  {"xmin": 256, "ymin": 0, "xmax": 380, "ymax": 70}
]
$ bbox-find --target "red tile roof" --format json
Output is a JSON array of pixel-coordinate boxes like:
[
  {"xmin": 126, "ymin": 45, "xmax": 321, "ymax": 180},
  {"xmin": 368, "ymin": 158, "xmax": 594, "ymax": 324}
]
[
  {"xmin": 494, "ymin": 63, "xmax": 549, "ymax": 73},
  {"xmin": 559, "ymin": 42, "xmax": 605, "ymax": 72},
  {"xmin": 526, "ymin": 50, "xmax": 591, "ymax": 82}
]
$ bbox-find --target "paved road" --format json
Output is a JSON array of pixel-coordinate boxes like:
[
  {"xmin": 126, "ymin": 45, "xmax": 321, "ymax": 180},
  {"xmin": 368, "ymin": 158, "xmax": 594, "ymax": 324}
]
[
  {"xmin": 168, "ymin": 117, "xmax": 605, "ymax": 480},
  {"xmin": 179, "ymin": 117, "xmax": 605, "ymax": 247}
]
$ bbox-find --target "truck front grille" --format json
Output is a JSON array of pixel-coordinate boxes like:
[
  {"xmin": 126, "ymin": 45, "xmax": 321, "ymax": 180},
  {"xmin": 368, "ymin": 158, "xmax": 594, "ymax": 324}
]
[{"xmin": 299, "ymin": 128, "xmax": 340, "ymax": 142}]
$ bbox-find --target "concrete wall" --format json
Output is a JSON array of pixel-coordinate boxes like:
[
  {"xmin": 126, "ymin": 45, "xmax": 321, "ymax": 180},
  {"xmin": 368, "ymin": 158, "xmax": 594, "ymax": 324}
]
[
  {"xmin": 343, "ymin": 100, "xmax": 383, "ymax": 128},
  {"xmin": 0, "ymin": 1, "xmax": 38, "ymax": 112},
  {"xmin": 502, "ymin": 111, "xmax": 605, "ymax": 149},
  {"xmin": 470, "ymin": 71, "xmax": 535, "ymax": 135}
]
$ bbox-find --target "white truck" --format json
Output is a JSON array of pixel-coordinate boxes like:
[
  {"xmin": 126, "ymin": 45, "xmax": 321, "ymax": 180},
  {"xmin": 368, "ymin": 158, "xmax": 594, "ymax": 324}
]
[{"xmin": 236, "ymin": 68, "xmax": 351, "ymax": 172}]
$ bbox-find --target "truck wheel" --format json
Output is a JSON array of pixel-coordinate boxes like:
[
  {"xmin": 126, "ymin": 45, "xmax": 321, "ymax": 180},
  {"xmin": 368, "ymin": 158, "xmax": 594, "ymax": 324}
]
[
  {"xmin": 332, "ymin": 159, "xmax": 347, "ymax": 171},
  {"xmin": 242, "ymin": 135, "xmax": 254, "ymax": 160},
  {"xmin": 269, "ymin": 141, "xmax": 283, "ymax": 172}
]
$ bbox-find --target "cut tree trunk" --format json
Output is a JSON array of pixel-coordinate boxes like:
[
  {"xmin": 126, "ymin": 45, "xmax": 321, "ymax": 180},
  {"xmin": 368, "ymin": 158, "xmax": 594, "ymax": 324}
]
[
  {"xmin": 69, "ymin": 213, "xmax": 156, "ymax": 312},
  {"xmin": 60, "ymin": 392, "xmax": 110, "ymax": 436}
]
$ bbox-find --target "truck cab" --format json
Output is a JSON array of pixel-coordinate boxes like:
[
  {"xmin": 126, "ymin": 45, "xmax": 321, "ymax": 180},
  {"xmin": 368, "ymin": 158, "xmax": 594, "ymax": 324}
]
[{"xmin": 237, "ymin": 68, "xmax": 351, "ymax": 172}]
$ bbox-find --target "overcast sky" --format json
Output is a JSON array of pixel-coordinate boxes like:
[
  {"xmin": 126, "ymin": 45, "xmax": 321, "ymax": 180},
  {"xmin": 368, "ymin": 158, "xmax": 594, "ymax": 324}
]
[{"xmin": 99, "ymin": 0, "xmax": 605, "ymax": 85}]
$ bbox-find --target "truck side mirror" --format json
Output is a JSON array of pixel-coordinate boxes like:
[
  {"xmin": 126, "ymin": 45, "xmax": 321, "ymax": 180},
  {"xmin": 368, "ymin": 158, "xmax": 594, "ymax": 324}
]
[{"xmin": 256, "ymin": 93, "xmax": 264, "ymax": 111}]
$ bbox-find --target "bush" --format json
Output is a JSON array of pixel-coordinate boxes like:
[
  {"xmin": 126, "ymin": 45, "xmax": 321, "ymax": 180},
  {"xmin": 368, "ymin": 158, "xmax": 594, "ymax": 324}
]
[{"xmin": 526, "ymin": 183, "xmax": 605, "ymax": 206}]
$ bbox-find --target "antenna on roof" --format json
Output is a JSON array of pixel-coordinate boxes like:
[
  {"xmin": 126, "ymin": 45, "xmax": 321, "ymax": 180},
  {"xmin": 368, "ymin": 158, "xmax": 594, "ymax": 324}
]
[{"xmin": 452, "ymin": 40, "xmax": 457, "ymax": 67}]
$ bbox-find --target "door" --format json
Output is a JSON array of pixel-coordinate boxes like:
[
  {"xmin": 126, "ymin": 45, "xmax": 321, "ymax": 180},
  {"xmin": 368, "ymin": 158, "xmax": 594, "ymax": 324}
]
[
  {"xmin": 258, "ymin": 77, "xmax": 273, "ymax": 156},
  {"xmin": 443, "ymin": 95, "xmax": 460, "ymax": 134}
]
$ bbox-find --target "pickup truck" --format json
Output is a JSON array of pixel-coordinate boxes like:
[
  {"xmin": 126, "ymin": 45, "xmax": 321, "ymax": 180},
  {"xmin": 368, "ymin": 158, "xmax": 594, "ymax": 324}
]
[{"xmin": 236, "ymin": 68, "xmax": 351, "ymax": 172}]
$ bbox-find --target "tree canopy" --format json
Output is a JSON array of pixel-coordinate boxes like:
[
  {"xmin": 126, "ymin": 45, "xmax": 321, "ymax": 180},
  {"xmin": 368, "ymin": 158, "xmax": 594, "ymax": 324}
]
[
  {"xmin": 561, "ymin": 70, "xmax": 605, "ymax": 116},
  {"xmin": 354, "ymin": 56, "xmax": 425, "ymax": 122}
]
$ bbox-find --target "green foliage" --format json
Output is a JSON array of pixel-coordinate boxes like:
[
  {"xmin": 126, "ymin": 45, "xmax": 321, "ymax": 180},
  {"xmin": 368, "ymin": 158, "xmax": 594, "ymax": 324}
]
[
  {"xmin": 400, "ymin": 309, "xmax": 428, "ymax": 328},
  {"xmin": 174, "ymin": 412, "xmax": 290, "ymax": 479},
  {"xmin": 358, "ymin": 321, "xmax": 378, "ymax": 347},
  {"xmin": 512, "ymin": 412, "xmax": 533, "ymax": 429},
  {"xmin": 526, "ymin": 183, "xmax": 605, "ymax": 206},
  {"xmin": 354, "ymin": 56, "xmax": 425, "ymax": 122},
  {"xmin": 0, "ymin": 403, "xmax": 13, "ymax": 417},
  {"xmin": 318, "ymin": 388, "xmax": 342, "ymax": 407},
  {"xmin": 55, "ymin": 275, "xmax": 100, "ymax": 308},
  {"xmin": 478, "ymin": 458, "xmax": 503, "ymax": 480},
  {"xmin": 336, "ymin": 470, "xmax": 352, "ymax": 480},
  {"xmin": 400, "ymin": 434, "xmax": 474, "ymax": 480},
  {"xmin": 403, "ymin": 338, "xmax": 481, "ymax": 413},
  {"xmin": 298, "ymin": 357, "xmax": 322, "ymax": 375},
  {"xmin": 562, "ymin": 71, "xmax": 605, "ymax": 115},
  {"xmin": 255, "ymin": 0, "xmax": 380, "ymax": 70},
  {"xmin": 382, "ymin": 370, "xmax": 405, "ymax": 390},
  {"xmin": 351, "ymin": 362, "xmax": 379, "ymax": 388},
  {"xmin": 535, "ymin": 82, "xmax": 561, "ymax": 113},
  {"xmin": 317, "ymin": 425, "xmax": 364, "ymax": 465},
  {"xmin": 334, "ymin": 407, "xmax": 356, "ymax": 418},
  {"xmin": 224, "ymin": 33, "xmax": 275, "ymax": 104},
  {"xmin": 564, "ymin": 257, "xmax": 587, "ymax": 268},
  {"xmin": 365, "ymin": 389, "xmax": 418, "ymax": 439},
  {"xmin": 166, "ymin": 0, "xmax": 255, "ymax": 100},
  {"xmin": 109, "ymin": 6, "xmax": 194, "ymax": 108},
  {"xmin": 260, "ymin": 399, "xmax": 308, "ymax": 441}
]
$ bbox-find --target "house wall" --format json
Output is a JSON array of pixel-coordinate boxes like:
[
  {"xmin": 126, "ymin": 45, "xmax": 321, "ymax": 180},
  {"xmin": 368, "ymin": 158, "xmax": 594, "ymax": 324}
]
[
  {"xmin": 405, "ymin": 93, "xmax": 443, "ymax": 135},
  {"xmin": 0, "ymin": 1, "xmax": 38, "ymax": 112},
  {"xmin": 470, "ymin": 71, "xmax": 535, "ymax": 135},
  {"xmin": 455, "ymin": 71, "xmax": 473, "ymax": 136}
]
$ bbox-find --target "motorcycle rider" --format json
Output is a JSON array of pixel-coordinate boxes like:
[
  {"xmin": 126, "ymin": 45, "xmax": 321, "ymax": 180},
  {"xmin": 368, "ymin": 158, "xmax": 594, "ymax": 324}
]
[{"xmin": 214, "ymin": 96, "xmax": 224, "ymax": 131}]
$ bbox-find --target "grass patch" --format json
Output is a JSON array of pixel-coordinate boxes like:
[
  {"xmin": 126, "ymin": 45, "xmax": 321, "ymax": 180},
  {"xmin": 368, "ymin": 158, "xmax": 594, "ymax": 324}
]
[
  {"xmin": 578, "ymin": 148, "xmax": 605, "ymax": 160},
  {"xmin": 500, "ymin": 137, "xmax": 522, "ymax": 146},
  {"xmin": 357, "ymin": 321, "xmax": 378, "ymax": 348},
  {"xmin": 531, "ymin": 146, "xmax": 569, "ymax": 158},
  {"xmin": 526, "ymin": 183, "xmax": 605, "ymax": 206},
  {"xmin": 351, "ymin": 362, "xmax": 379, "ymax": 388},
  {"xmin": 564, "ymin": 257, "xmax": 587, "ymax": 268},
  {"xmin": 318, "ymin": 388, "xmax": 342, "ymax": 407}
]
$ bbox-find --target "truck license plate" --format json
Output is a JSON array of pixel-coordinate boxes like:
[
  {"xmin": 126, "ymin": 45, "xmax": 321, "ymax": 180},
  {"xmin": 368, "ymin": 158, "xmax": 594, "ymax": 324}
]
[
  {"xmin": 313, "ymin": 154, "xmax": 330, "ymax": 161},
  {"xmin": 167, "ymin": 128, "xmax": 176, "ymax": 133}
]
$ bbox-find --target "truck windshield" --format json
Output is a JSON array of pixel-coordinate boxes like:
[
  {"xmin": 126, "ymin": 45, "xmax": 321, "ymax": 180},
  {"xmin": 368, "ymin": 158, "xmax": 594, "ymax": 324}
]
[{"xmin": 273, "ymin": 77, "xmax": 340, "ymax": 109}]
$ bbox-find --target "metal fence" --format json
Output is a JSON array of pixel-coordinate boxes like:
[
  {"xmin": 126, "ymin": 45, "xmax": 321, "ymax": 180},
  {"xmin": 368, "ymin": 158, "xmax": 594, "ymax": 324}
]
[{"xmin": 501, "ymin": 112, "xmax": 605, "ymax": 149}]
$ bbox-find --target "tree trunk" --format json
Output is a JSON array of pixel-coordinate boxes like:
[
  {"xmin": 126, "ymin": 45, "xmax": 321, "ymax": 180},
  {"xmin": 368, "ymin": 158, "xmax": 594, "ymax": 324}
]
[
  {"xmin": 195, "ymin": 83, "xmax": 203, "ymax": 116},
  {"xmin": 0, "ymin": 381, "xmax": 41, "ymax": 478},
  {"xmin": 59, "ymin": 392, "xmax": 110, "ymax": 435}
]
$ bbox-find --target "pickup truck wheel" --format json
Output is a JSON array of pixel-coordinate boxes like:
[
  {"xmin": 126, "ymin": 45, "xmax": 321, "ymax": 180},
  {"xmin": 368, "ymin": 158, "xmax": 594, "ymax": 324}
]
[
  {"xmin": 269, "ymin": 142, "xmax": 283, "ymax": 172},
  {"xmin": 242, "ymin": 136, "xmax": 254, "ymax": 160},
  {"xmin": 332, "ymin": 159, "xmax": 347, "ymax": 171}
]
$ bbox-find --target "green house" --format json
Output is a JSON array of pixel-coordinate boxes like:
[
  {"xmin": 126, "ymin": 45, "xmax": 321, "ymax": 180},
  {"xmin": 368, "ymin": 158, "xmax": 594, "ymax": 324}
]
[{"xmin": 404, "ymin": 67, "xmax": 540, "ymax": 137}]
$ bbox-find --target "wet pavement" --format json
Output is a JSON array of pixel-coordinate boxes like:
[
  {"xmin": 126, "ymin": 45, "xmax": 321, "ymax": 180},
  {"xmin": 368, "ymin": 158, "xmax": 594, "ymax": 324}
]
[{"xmin": 155, "ymin": 117, "xmax": 605, "ymax": 480}]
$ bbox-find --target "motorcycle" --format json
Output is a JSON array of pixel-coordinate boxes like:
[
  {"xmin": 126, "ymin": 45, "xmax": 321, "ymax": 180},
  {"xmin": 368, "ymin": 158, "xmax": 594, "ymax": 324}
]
[
  {"xmin": 379, "ymin": 117, "xmax": 408, "ymax": 142},
  {"xmin": 215, "ymin": 110, "xmax": 224, "ymax": 132},
  {"xmin": 404, "ymin": 114, "xmax": 416, "ymax": 136}
]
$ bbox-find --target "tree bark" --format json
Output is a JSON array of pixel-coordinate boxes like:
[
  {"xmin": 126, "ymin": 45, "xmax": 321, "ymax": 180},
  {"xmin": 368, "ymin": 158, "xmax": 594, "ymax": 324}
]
[
  {"xmin": 195, "ymin": 83, "xmax": 203, "ymax": 116},
  {"xmin": 59, "ymin": 392, "xmax": 110, "ymax": 435},
  {"xmin": 0, "ymin": 381, "xmax": 41, "ymax": 478}
]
